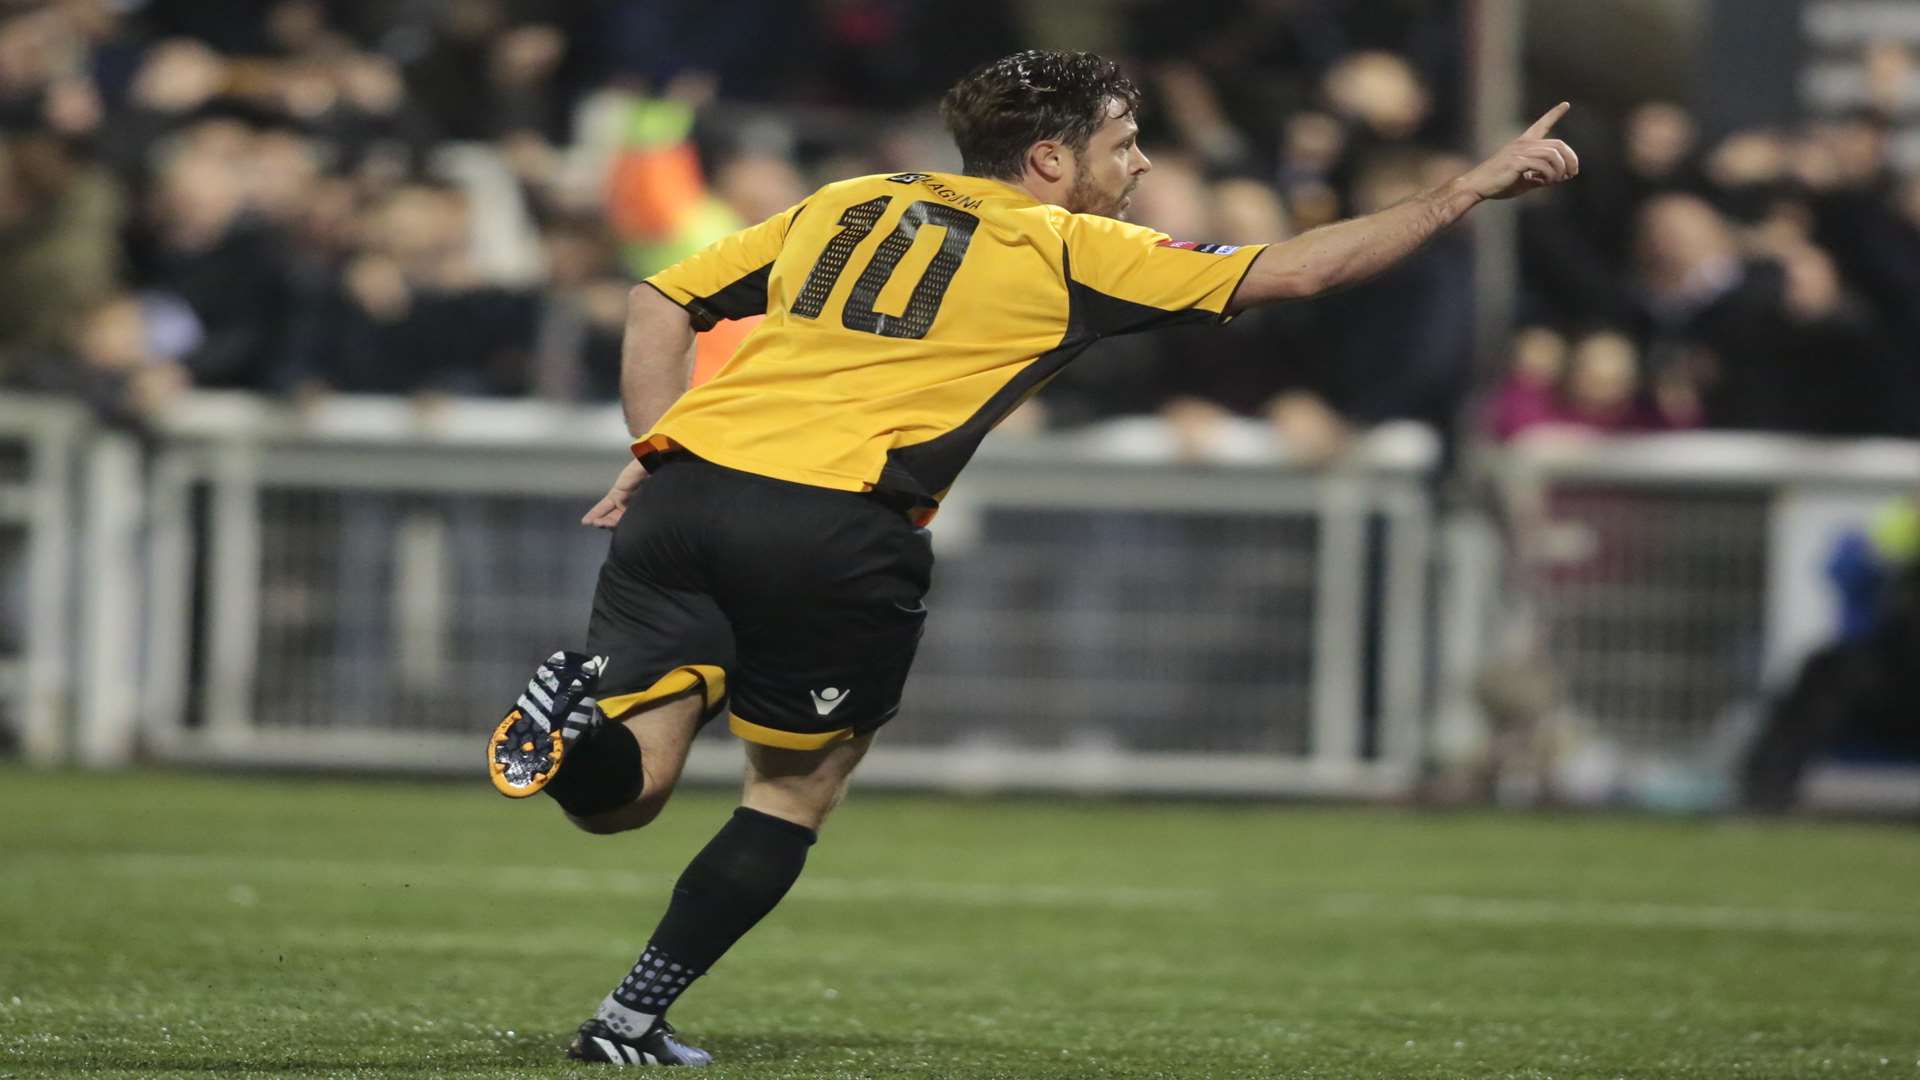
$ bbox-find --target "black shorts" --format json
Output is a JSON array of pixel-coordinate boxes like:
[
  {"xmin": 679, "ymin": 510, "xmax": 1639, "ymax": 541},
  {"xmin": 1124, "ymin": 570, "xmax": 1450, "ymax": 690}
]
[{"xmin": 584, "ymin": 454, "xmax": 932, "ymax": 749}]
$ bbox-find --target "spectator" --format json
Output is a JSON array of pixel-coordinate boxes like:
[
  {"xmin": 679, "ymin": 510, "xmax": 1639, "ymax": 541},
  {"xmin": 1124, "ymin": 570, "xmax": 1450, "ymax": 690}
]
[
  {"xmin": 527, "ymin": 213, "xmax": 626, "ymax": 401},
  {"xmin": 304, "ymin": 181, "xmax": 535, "ymax": 396},
  {"xmin": 1624, "ymin": 103, "xmax": 1700, "ymax": 192},
  {"xmin": 1798, "ymin": 110, "xmax": 1920, "ymax": 369},
  {"xmin": 1306, "ymin": 149, "xmax": 1474, "ymax": 439},
  {"xmin": 1489, "ymin": 328, "xmax": 1699, "ymax": 441},
  {"xmin": 711, "ymin": 152, "xmax": 808, "ymax": 225},
  {"xmin": 1487, "ymin": 326, "xmax": 1569, "ymax": 441},
  {"xmin": 1561, "ymin": 330, "xmax": 1692, "ymax": 434},
  {"xmin": 1276, "ymin": 110, "xmax": 1347, "ymax": 230},
  {"xmin": 0, "ymin": 126, "xmax": 124, "ymax": 355},
  {"xmin": 98, "ymin": 37, "xmax": 230, "ymax": 176},
  {"xmin": 1703, "ymin": 128, "xmax": 1791, "ymax": 226},
  {"xmin": 129, "ymin": 126, "xmax": 293, "ymax": 390},
  {"xmin": 5, "ymin": 293, "xmax": 188, "ymax": 430},
  {"xmin": 1772, "ymin": 243, "xmax": 1916, "ymax": 437},
  {"xmin": 1743, "ymin": 496, "xmax": 1920, "ymax": 810},
  {"xmin": 1519, "ymin": 100, "xmax": 1699, "ymax": 328},
  {"xmin": 1323, "ymin": 50, "xmax": 1433, "ymax": 146},
  {"xmin": 401, "ymin": 0, "xmax": 520, "ymax": 143},
  {"xmin": 1632, "ymin": 193, "xmax": 1790, "ymax": 431}
]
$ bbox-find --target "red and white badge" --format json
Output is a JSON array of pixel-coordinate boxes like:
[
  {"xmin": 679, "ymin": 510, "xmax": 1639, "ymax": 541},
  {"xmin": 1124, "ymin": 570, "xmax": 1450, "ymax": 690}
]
[{"xmin": 1157, "ymin": 240, "xmax": 1242, "ymax": 255}]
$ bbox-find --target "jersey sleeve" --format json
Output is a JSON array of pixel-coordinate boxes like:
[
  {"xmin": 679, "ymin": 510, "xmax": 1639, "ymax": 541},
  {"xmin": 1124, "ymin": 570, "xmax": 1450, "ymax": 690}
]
[
  {"xmin": 644, "ymin": 203, "xmax": 805, "ymax": 331},
  {"xmin": 1058, "ymin": 213, "xmax": 1267, "ymax": 337}
]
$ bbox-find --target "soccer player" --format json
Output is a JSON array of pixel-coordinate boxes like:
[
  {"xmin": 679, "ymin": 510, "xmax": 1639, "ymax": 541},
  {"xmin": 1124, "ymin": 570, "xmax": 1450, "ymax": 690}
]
[{"xmin": 488, "ymin": 49, "xmax": 1578, "ymax": 1066}]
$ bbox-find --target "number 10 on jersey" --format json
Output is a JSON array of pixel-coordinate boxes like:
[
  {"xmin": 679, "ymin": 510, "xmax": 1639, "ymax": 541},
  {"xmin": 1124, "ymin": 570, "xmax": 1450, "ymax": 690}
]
[{"xmin": 790, "ymin": 197, "xmax": 980, "ymax": 340}]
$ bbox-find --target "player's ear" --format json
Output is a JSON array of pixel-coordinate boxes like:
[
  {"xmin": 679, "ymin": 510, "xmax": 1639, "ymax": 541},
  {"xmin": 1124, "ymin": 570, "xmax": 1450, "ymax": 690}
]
[{"xmin": 1027, "ymin": 140, "xmax": 1068, "ymax": 184}]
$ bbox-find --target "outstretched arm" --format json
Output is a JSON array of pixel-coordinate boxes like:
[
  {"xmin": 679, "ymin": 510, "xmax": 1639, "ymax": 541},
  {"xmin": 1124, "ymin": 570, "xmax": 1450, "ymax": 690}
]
[
  {"xmin": 1227, "ymin": 103, "xmax": 1579, "ymax": 313},
  {"xmin": 581, "ymin": 284, "xmax": 698, "ymax": 529}
]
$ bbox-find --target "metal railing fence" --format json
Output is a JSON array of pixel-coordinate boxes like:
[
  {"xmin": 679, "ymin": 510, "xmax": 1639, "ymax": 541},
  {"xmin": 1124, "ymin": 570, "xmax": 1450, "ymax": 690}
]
[
  {"xmin": 113, "ymin": 394, "xmax": 1435, "ymax": 797},
  {"xmin": 9, "ymin": 394, "xmax": 1917, "ymax": 809}
]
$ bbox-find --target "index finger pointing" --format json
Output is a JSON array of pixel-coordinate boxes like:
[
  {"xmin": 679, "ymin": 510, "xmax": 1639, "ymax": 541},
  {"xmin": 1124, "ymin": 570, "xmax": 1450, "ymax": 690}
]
[{"xmin": 1522, "ymin": 101, "xmax": 1571, "ymax": 140}]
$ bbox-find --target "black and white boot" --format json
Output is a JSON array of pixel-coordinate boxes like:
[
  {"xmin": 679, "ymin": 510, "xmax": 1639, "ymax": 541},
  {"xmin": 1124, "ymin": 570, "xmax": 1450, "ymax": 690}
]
[
  {"xmin": 567, "ymin": 1018, "xmax": 713, "ymax": 1067},
  {"xmin": 488, "ymin": 651, "xmax": 606, "ymax": 797}
]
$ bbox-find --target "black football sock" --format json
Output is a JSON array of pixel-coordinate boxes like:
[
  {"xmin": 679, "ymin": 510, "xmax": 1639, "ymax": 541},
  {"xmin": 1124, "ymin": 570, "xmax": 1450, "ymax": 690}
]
[
  {"xmin": 544, "ymin": 720, "xmax": 643, "ymax": 817},
  {"xmin": 593, "ymin": 807, "xmax": 817, "ymax": 1037}
]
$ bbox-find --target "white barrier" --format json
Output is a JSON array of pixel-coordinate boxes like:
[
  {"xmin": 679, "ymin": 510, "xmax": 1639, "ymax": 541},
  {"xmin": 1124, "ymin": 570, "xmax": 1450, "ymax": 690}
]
[
  {"xmin": 9, "ymin": 395, "xmax": 1914, "ymax": 808},
  {"xmin": 110, "ymin": 393, "xmax": 1434, "ymax": 797},
  {"xmin": 0, "ymin": 397, "xmax": 89, "ymax": 763},
  {"xmin": 1486, "ymin": 431, "xmax": 1920, "ymax": 810}
]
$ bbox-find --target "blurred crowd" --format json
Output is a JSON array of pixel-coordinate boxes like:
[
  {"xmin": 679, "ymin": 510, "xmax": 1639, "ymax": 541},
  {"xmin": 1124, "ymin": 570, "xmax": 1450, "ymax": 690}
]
[
  {"xmin": 2, "ymin": 0, "xmax": 1917, "ymax": 454},
  {"xmin": 1500, "ymin": 96, "xmax": 1920, "ymax": 443}
]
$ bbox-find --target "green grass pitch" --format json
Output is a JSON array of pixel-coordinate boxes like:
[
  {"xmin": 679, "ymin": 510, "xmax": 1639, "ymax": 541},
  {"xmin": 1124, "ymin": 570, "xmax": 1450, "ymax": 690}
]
[{"xmin": 2, "ymin": 768, "xmax": 1916, "ymax": 1079}]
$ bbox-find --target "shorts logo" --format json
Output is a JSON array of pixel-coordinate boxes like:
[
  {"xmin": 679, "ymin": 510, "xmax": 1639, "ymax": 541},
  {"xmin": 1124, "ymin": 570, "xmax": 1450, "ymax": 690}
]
[
  {"xmin": 810, "ymin": 687, "xmax": 851, "ymax": 716},
  {"xmin": 886, "ymin": 173, "xmax": 931, "ymax": 184},
  {"xmin": 1157, "ymin": 240, "xmax": 1241, "ymax": 255}
]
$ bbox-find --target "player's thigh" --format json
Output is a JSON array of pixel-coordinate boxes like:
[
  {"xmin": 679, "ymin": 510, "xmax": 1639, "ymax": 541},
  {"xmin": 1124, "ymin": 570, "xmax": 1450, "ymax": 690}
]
[
  {"xmin": 740, "ymin": 733, "xmax": 874, "ymax": 832},
  {"xmin": 724, "ymin": 582, "xmax": 912, "ymax": 834}
]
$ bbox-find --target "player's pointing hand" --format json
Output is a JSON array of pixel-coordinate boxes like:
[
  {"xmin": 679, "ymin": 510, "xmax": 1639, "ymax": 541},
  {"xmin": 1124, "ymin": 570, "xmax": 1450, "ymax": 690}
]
[{"xmin": 1461, "ymin": 101, "xmax": 1580, "ymax": 201}]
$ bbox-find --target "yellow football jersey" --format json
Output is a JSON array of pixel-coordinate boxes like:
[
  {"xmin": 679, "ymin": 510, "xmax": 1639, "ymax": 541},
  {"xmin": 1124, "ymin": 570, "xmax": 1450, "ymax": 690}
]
[{"xmin": 639, "ymin": 171, "xmax": 1266, "ymax": 517}]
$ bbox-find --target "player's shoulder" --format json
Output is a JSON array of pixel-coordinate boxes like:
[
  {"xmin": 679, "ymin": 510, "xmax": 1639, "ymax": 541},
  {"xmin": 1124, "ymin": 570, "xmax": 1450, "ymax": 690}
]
[
  {"xmin": 1058, "ymin": 211, "xmax": 1254, "ymax": 260},
  {"xmin": 1054, "ymin": 208, "xmax": 1165, "ymax": 246},
  {"xmin": 1053, "ymin": 210, "xmax": 1196, "ymax": 271}
]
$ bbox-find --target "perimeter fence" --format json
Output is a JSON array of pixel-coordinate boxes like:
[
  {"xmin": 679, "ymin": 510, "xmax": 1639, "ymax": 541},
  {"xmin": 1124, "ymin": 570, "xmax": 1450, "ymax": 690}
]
[{"xmin": 4, "ymin": 394, "xmax": 1915, "ymax": 807}]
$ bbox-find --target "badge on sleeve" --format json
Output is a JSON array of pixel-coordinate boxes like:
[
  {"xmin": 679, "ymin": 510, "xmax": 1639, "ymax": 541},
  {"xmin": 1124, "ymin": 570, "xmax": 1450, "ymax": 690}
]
[{"xmin": 1157, "ymin": 240, "xmax": 1241, "ymax": 255}]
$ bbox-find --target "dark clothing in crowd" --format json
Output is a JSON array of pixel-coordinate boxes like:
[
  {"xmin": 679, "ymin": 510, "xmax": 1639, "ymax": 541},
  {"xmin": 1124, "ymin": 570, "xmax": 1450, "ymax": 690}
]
[
  {"xmin": 1153, "ymin": 304, "xmax": 1323, "ymax": 418},
  {"xmin": 1638, "ymin": 259, "xmax": 1791, "ymax": 431},
  {"xmin": 1743, "ymin": 560, "xmax": 1920, "ymax": 810},
  {"xmin": 1042, "ymin": 331, "xmax": 1170, "ymax": 428},
  {"xmin": 300, "ymin": 285, "xmax": 540, "ymax": 396},
  {"xmin": 1633, "ymin": 259, "xmax": 1918, "ymax": 437},
  {"xmin": 1518, "ymin": 196, "xmax": 1634, "ymax": 328},
  {"xmin": 1308, "ymin": 233, "xmax": 1474, "ymax": 430},
  {"xmin": 131, "ymin": 224, "xmax": 293, "ymax": 391},
  {"xmin": 1811, "ymin": 187, "xmax": 1920, "ymax": 368},
  {"xmin": 1777, "ymin": 313, "xmax": 1918, "ymax": 438}
]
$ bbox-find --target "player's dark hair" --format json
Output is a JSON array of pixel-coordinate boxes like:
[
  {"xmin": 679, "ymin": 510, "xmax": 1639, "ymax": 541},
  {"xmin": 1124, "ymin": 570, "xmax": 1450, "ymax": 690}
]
[{"xmin": 940, "ymin": 50, "xmax": 1142, "ymax": 180}]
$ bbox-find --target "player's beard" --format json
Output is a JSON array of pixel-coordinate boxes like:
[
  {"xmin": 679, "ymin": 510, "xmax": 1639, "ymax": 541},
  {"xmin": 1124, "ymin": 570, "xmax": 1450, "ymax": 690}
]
[{"xmin": 1068, "ymin": 159, "xmax": 1137, "ymax": 220}]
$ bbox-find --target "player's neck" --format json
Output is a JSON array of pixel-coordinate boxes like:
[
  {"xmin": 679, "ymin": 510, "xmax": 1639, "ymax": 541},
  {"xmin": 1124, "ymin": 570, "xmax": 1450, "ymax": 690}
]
[{"xmin": 970, "ymin": 171, "xmax": 1054, "ymax": 208}]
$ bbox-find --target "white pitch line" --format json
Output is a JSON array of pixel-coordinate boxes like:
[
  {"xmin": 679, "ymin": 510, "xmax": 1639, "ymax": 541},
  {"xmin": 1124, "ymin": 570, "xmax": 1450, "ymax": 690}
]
[
  {"xmin": 77, "ymin": 852, "xmax": 1208, "ymax": 910},
  {"xmin": 182, "ymin": 925, "xmax": 634, "ymax": 959},
  {"xmin": 59, "ymin": 853, "xmax": 1920, "ymax": 933},
  {"xmin": 793, "ymin": 877, "xmax": 1213, "ymax": 909},
  {"xmin": 1321, "ymin": 892, "xmax": 1919, "ymax": 935}
]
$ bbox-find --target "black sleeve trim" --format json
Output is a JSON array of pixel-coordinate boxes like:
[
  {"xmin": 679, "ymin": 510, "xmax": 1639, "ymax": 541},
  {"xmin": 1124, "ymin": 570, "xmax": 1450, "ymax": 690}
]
[
  {"xmin": 1075, "ymin": 279, "xmax": 1216, "ymax": 338},
  {"xmin": 683, "ymin": 298, "xmax": 722, "ymax": 333},
  {"xmin": 640, "ymin": 263, "xmax": 774, "ymax": 333},
  {"xmin": 1064, "ymin": 238, "xmax": 1251, "ymax": 336},
  {"xmin": 702, "ymin": 263, "xmax": 774, "ymax": 324}
]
